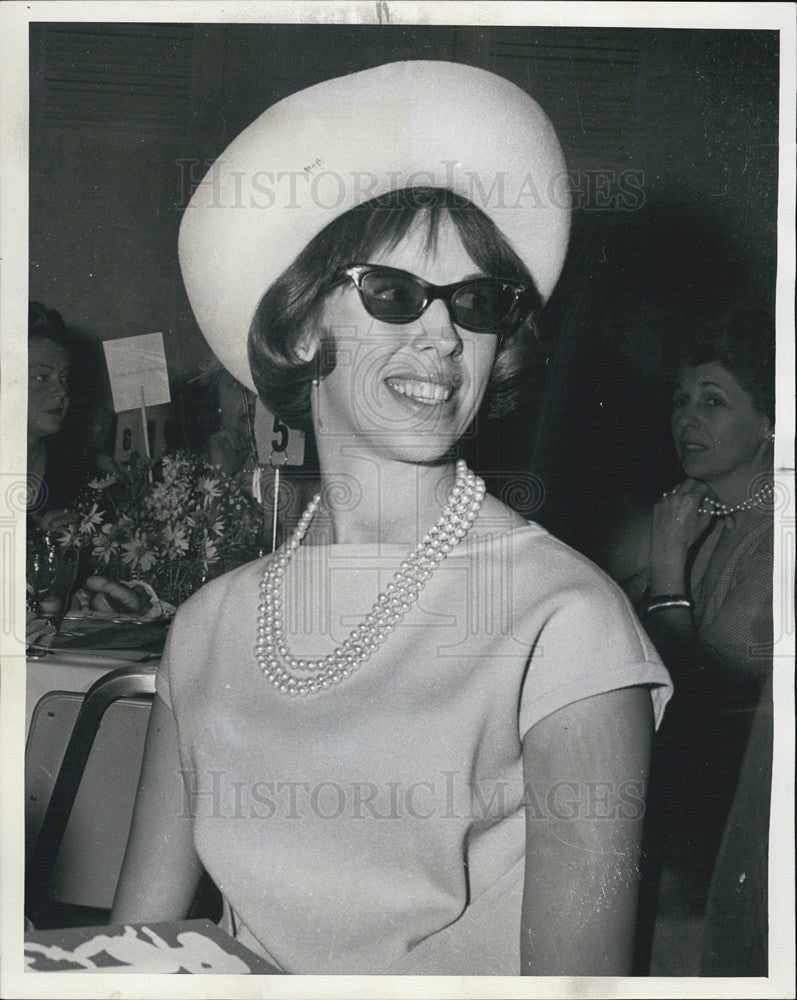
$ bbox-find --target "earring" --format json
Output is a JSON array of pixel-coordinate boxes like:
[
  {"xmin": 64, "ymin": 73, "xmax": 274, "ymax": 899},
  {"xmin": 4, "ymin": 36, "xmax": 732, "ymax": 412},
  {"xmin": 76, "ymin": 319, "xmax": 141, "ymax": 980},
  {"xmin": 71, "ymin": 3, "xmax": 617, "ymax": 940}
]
[
  {"xmin": 770, "ymin": 429, "xmax": 776, "ymax": 441},
  {"xmin": 311, "ymin": 375, "xmax": 322, "ymax": 429}
]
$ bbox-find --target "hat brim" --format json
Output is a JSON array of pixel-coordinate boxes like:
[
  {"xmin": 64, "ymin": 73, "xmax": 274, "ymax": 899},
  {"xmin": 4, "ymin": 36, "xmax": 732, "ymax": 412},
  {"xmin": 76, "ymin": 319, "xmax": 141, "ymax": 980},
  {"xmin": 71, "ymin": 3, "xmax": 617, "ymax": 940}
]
[{"xmin": 179, "ymin": 60, "xmax": 570, "ymax": 392}]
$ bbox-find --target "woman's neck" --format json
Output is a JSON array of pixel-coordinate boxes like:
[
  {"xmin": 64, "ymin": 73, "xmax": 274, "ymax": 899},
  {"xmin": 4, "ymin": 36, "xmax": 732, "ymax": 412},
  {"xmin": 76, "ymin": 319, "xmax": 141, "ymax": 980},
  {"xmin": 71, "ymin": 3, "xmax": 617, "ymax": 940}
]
[
  {"xmin": 28, "ymin": 434, "xmax": 45, "ymax": 473},
  {"xmin": 703, "ymin": 450, "xmax": 774, "ymax": 530},
  {"xmin": 311, "ymin": 448, "xmax": 458, "ymax": 545},
  {"xmin": 704, "ymin": 440, "xmax": 773, "ymax": 507}
]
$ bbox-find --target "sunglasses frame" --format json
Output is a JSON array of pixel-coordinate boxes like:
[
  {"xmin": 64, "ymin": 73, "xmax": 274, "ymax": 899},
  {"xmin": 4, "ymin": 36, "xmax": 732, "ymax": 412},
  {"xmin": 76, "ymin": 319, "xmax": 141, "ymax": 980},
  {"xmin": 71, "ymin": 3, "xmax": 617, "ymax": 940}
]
[{"xmin": 342, "ymin": 263, "xmax": 535, "ymax": 338}]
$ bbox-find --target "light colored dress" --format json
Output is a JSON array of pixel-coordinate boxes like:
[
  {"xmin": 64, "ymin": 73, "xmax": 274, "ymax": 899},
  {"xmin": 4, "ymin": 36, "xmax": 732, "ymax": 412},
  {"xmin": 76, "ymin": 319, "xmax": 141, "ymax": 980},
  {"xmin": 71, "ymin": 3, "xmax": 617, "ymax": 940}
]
[{"xmin": 157, "ymin": 519, "xmax": 671, "ymax": 974}]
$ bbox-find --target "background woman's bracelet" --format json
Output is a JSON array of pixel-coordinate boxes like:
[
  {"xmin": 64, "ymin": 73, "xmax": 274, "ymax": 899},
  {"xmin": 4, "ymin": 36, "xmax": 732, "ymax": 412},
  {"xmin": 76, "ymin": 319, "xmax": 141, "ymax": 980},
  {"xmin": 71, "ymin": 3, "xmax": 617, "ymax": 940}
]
[{"xmin": 646, "ymin": 594, "xmax": 693, "ymax": 614}]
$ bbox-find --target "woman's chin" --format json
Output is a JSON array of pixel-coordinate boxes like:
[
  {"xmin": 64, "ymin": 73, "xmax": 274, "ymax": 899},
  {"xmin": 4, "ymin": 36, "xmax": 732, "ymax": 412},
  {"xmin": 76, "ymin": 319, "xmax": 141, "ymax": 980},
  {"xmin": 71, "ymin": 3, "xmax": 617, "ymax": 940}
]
[
  {"xmin": 43, "ymin": 414, "xmax": 66, "ymax": 435},
  {"xmin": 318, "ymin": 420, "xmax": 464, "ymax": 466},
  {"xmin": 373, "ymin": 436, "xmax": 459, "ymax": 466},
  {"xmin": 679, "ymin": 455, "xmax": 712, "ymax": 481},
  {"xmin": 29, "ymin": 419, "xmax": 63, "ymax": 441}
]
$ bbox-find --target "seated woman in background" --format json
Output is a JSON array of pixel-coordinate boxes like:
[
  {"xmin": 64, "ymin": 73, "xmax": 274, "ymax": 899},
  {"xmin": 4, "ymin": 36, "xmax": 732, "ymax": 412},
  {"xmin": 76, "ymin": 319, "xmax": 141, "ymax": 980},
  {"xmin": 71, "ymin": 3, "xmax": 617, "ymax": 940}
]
[
  {"xmin": 603, "ymin": 306, "xmax": 775, "ymax": 942},
  {"xmin": 27, "ymin": 303, "xmax": 86, "ymax": 628},
  {"xmin": 607, "ymin": 306, "xmax": 774, "ymax": 678},
  {"xmin": 605, "ymin": 306, "xmax": 774, "ymax": 690},
  {"xmin": 27, "ymin": 302, "xmax": 78, "ymax": 530},
  {"xmin": 26, "ymin": 302, "xmax": 149, "ymax": 627},
  {"xmin": 27, "ymin": 301, "xmax": 115, "ymax": 526}
]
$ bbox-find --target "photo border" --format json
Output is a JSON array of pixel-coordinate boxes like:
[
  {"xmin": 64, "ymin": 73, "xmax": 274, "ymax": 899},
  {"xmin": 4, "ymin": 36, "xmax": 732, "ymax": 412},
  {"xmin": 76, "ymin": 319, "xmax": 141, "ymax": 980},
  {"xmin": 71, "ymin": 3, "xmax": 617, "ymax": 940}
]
[{"xmin": 1, "ymin": 3, "xmax": 794, "ymax": 998}]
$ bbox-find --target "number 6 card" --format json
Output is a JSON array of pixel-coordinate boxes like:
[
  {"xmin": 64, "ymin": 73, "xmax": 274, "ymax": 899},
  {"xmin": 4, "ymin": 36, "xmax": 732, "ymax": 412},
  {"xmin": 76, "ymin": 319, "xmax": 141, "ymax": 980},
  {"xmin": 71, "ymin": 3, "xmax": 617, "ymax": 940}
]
[{"xmin": 253, "ymin": 398, "xmax": 306, "ymax": 467}]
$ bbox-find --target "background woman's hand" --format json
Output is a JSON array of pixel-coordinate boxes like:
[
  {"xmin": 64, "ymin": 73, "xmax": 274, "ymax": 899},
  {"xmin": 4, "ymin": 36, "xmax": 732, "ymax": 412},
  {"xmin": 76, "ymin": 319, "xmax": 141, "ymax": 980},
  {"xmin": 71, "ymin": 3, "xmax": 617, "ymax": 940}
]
[
  {"xmin": 649, "ymin": 479, "xmax": 714, "ymax": 593},
  {"xmin": 26, "ymin": 607, "xmax": 56, "ymax": 646}
]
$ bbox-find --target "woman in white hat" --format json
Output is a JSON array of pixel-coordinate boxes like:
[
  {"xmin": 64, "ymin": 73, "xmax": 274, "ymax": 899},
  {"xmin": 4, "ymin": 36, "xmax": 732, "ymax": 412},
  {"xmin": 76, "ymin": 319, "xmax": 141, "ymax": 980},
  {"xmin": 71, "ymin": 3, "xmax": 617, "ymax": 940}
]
[{"xmin": 113, "ymin": 62, "xmax": 671, "ymax": 976}]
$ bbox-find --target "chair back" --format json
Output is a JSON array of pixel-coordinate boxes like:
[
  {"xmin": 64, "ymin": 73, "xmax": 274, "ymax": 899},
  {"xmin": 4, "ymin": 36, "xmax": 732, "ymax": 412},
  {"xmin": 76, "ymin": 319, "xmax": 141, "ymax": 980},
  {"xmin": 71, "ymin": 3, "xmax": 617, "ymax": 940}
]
[{"xmin": 25, "ymin": 666, "xmax": 156, "ymax": 924}]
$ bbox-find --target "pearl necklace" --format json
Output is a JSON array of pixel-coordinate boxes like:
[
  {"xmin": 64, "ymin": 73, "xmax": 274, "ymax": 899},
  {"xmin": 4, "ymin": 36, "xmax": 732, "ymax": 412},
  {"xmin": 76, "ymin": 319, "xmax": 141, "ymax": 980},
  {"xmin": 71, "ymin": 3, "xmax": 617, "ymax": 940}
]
[
  {"xmin": 255, "ymin": 460, "xmax": 485, "ymax": 696},
  {"xmin": 698, "ymin": 480, "xmax": 775, "ymax": 516}
]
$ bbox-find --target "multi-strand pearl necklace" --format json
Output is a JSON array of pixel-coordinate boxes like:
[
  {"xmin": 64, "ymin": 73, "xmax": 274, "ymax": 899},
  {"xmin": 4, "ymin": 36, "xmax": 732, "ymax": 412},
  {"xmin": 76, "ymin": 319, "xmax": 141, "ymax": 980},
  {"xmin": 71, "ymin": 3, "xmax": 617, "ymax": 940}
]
[
  {"xmin": 698, "ymin": 479, "xmax": 775, "ymax": 516},
  {"xmin": 255, "ymin": 460, "xmax": 485, "ymax": 696}
]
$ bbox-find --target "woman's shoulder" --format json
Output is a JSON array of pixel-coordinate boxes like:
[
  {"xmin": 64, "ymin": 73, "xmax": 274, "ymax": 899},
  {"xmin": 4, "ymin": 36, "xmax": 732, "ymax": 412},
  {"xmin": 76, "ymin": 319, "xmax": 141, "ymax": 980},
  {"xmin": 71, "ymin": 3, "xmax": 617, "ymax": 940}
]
[
  {"xmin": 509, "ymin": 520, "xmax": 639, "ymax": 598},
  {"xmin": 170, "ymin": 554, "xmax": 266, "ymax": 624},
  {"xmin": 478, "ymin": 491, "xmax": 530, "ymax": 530},
  {"xmin": 503, "ymin": 519, "xmax": 671, "ymax": 726},
  {"xmin": 471, "ymin": 504, "xmax": 637, "ymax": 605}
]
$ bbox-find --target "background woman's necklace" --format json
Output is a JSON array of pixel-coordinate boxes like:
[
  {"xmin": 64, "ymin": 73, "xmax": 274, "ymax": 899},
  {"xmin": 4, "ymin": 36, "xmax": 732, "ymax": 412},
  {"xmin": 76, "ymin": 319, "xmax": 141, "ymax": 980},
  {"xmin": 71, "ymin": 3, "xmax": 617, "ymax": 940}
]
[
  {"xmin": 255, "ymin": 460, "xmax": 485, "ymax": 696},
  {"xmin": 698, "ymin": 479, "xmax": 775, "ymax": 516}
]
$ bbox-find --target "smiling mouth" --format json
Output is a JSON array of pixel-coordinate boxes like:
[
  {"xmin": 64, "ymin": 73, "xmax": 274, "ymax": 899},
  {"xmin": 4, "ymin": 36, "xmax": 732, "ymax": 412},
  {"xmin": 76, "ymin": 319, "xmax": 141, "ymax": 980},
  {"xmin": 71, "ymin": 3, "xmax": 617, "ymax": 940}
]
[
  {"xmin": 680, "ymin": 442, "xmax": 708, "ymax": 452},
  {"xmin": 384, "ymin": 376, "xmax": 456, "ymax": 405}
]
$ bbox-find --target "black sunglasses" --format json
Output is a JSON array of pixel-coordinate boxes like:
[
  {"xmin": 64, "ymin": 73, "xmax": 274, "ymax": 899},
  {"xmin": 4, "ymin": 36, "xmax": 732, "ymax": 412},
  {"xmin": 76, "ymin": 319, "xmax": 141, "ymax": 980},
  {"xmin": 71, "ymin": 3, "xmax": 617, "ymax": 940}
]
[{"xmin": 341, "ymin": 264, "xmax": 536, "ymax": 337}]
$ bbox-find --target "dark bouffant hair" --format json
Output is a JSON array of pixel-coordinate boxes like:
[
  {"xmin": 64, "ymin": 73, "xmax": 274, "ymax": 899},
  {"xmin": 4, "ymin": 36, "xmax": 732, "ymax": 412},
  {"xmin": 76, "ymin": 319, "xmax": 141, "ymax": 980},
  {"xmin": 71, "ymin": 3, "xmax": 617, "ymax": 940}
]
[
  {"xmin": 248, "ymin": 187, "xmax": 542, "ymax": 431},
  {"xmin": 29, "ymin": 301, "xmax": 71, "ymax": 346},
  {"xmin": 677, "ymin": 305, "xmax": 775, "ymax": 422}
]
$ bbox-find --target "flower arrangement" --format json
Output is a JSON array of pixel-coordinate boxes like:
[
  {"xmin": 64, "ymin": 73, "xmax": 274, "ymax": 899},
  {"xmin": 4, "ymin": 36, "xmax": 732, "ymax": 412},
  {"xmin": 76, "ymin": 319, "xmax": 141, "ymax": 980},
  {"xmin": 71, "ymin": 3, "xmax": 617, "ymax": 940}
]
[{"xmin": 57, "ymin": 452, "xmax": 264, "ymax": 607}]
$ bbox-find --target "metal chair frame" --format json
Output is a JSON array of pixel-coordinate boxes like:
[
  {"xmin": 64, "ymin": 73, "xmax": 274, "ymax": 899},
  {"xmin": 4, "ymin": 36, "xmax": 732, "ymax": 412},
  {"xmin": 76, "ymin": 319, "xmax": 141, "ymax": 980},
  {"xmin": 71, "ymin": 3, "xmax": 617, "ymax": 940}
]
[{"xmin": 25, "ymin": 664, "xmax": 157, "ymax": 924}]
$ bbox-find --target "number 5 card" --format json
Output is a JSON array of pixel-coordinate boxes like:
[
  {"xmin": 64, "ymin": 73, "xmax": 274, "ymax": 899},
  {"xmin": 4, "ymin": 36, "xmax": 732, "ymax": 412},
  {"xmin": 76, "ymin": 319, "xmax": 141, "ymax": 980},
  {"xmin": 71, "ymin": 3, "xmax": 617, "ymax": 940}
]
[{"xmin": 253, "ymin": 398, "xmax": 306, "ymax": 467}]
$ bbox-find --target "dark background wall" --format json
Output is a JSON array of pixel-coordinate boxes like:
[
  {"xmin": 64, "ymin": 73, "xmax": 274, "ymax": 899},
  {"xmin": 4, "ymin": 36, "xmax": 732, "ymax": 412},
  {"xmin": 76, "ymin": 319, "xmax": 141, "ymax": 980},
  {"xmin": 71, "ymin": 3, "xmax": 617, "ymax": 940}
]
[{"xmin": 29, "ymin": 23, "xmax": 779, "ymax": 547}]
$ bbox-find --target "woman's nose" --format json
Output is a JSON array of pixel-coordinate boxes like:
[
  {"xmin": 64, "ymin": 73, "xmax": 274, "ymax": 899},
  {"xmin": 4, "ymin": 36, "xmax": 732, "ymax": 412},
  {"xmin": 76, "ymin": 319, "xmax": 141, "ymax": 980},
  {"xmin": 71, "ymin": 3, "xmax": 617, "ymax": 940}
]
[
  {"xmin": 413, "ymin": 299, "xmax": 463, "ymax": 357},
  {"xmin": 673, "ymin": 401, "xmax": 699, "ymax": 430}
]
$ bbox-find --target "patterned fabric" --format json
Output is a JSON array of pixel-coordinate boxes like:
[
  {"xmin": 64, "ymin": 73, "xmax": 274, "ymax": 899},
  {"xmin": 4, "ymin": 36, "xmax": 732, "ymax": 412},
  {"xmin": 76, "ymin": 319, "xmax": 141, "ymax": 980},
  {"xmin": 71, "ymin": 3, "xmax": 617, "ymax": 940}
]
[{"xmin": 690, "ymin": 513, "xmax": 773, "ymax": 679}]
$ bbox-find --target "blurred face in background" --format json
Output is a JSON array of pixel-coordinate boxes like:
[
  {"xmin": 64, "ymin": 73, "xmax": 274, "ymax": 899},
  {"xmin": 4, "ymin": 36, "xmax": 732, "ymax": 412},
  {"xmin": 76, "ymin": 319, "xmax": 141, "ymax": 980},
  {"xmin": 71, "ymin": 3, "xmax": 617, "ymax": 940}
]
[
  {"xmin": 218, "ymin": 377, "xmax": 253, "ymax": 440},
  {"xmin": 671, "ymin": 361, "xmax": 772, "ymax": 487},
  {"xmin": 28, "ymin": 337, "xmax": 70, "ymax": 444}
]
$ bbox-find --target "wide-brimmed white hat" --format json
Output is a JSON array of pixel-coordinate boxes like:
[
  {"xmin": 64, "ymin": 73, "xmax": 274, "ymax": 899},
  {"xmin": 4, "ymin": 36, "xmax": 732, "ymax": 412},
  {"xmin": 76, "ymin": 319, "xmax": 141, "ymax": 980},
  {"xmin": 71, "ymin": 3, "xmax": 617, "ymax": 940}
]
[{"xmin": 179, "ymin": 60, "xmax": 570, "ymax": 392}]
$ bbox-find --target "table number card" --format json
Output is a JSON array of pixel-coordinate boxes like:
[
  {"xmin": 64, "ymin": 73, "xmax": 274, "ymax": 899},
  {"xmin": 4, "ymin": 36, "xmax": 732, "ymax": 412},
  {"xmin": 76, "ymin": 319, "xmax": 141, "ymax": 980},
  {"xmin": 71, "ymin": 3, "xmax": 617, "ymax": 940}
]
[
  {"xmin": 254, "ymin": 397, "xmax": 305, "ymax": 467},
  {"xmin": 102, "ymin": 333, "xmax": 171, "ymax": 413}
]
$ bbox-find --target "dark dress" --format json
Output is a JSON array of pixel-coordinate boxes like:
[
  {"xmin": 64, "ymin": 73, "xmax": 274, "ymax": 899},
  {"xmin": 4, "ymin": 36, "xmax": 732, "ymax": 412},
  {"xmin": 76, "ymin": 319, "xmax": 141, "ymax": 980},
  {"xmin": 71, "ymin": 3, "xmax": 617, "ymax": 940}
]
[
  {"xmin": 27, "ymin": 441, "xmax": 96, "ymax": 606},
  {"xmin": 700, "ymin": 673, "xmax": 772, "ymax": 975},
  {"xmin": 635, "ymin": 512, "xmax": 773, "ymax": 974}
]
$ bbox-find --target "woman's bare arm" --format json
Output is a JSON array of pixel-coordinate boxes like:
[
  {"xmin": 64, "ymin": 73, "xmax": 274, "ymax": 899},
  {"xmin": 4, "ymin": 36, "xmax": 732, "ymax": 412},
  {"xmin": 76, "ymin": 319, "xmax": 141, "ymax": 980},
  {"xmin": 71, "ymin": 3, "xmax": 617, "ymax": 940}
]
[
  {"xmin": 520, "ymin": 685, "xmax": 653, "ymax": 976},
  {"xmin": 111, "ymin": 693, "xmax": 203, "ymax": 923}
]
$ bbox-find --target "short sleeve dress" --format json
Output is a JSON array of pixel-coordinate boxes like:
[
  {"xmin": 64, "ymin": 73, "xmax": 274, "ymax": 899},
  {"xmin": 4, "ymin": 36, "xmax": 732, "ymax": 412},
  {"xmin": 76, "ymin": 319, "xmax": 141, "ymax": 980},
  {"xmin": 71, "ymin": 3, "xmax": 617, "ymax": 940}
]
[{"xmin": 157, "ymin": 519, "xmax": 671, "ymax": 975}]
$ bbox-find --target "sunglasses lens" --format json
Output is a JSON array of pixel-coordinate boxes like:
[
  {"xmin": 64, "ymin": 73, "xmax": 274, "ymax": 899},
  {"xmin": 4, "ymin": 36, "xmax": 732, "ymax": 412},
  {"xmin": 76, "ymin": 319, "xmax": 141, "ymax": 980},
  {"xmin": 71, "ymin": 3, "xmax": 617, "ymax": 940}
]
[
  {"xmin": 359, "ymin": 271, "xmax": 425, "ymax": 322},
  {"xmin": 451, "ymin": 281, "xmax": 521, "ymax": 333},
  {"xmin": 351, "ymin": 267, "xmax": 529, "ymax": 334}
]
